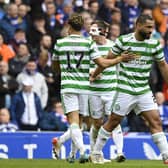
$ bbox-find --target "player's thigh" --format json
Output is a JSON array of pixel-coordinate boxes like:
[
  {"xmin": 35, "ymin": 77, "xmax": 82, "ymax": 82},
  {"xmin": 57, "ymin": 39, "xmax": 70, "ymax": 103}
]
[
  {"xmin": 135, "ymin": 91, "xmax": 158, "ymax": 115},
  {"xmin": 101, "ymin": 94, "xmax": 114, "ymax": 116},
  {"xmin": 79, "ymin": 94, "xmax": 90, "ymax": 117},
  {"xmin": 61, "ymin": 93, "xmax": 79, "ymax": 114},
  {"xmin": 89, "ymin": 95, "xmax": 104, "ymax": 119},
  {"xmin": 112, "ymin": 92, "xmax": 136, "ymax": 116}
]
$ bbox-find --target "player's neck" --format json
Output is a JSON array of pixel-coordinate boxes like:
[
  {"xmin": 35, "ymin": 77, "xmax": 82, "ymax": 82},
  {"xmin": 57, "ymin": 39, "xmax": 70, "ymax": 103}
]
[
  {"xmin": 69, "ymin": 30, "xmax": 81, "ymax": 36},
  {"xmin": 97, "ymin": 37, "xmax": 107, "ymax": 45}
]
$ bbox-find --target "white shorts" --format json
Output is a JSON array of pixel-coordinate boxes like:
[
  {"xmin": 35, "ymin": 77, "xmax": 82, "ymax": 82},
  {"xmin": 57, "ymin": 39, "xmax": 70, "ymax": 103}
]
[
  {"xmin": 62, "ymin": 93, "xmax": 89, "ymax": 116},
  {"xmin": 89, "ymin": 92, "xmax": 115, "ymax": 119},
  {"xmin": 112, "ymin": 91, "xmax": 158, "ymax": 116}
]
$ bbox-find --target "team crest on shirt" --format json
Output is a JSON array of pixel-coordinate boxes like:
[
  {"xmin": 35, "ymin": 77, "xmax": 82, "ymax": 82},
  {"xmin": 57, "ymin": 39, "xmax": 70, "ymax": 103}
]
[{"xmin": 115, "ymin": 103, "xmax": 120, "ymax": 111}]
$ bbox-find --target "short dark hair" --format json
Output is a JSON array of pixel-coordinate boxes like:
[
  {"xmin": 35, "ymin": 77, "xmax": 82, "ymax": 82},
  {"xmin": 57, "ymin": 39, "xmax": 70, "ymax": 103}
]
[
  {"xmin": 68, "ymin": 13, "xmax": 84, "ymax": 31},
  {"xmin": 136, "ymin": 14, "xmax": 153, "ymax": 25},
  {"xmin": 28, "ymin": 57, "xmax": 36, "ymax": 63},
  {"xmin": 92, "ymin": 20, "xmax": 110, "ymax": 30}
]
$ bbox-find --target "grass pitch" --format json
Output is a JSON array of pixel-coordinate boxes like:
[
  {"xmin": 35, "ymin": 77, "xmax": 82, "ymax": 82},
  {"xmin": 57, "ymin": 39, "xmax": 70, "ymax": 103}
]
[{"xmin": 0, "ymin": 159, "xmax": 167, "ymax": 168}]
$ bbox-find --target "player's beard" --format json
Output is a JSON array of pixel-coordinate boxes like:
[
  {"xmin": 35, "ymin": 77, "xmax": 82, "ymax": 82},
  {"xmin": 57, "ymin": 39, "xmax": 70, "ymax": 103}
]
[{"xmin": 139, "ymin": 30, "xmax": 151, "ymax": 40}]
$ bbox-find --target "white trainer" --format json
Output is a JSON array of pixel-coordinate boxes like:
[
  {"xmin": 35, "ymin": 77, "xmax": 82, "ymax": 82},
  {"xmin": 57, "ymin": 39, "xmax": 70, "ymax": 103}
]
[{"xmin": 90, "ymin": 152, "xmax": 104, "ymax": 164}]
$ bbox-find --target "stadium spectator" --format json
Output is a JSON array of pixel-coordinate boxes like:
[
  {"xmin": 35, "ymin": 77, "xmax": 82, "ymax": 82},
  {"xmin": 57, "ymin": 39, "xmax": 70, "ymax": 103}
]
[
  {"xmin": 0, "ymin": 3, "xmax": 27, "ymax": 41},
  {"xmin": 80, "ymin": 11, "xmax": 92, "ymax": 37},
  {"xmin": 97, "ymin": 0, "xmax": 117, "ymax": 23},
  {"xmin": 0, "ymin": 108, "xmax": 18, "ymax": 132},
  {"xmin": 110, "ymin": 8, "xmax": 125, "ymax": 34},
  {"xmin": 152, "ymin": 0, "xmax": 168, "ymax": 35},
  {"xmin": 45, "ymin": 2, "xmax": 62, "ymax": 41},
  {"xmin": 27, "ymin": 14, "xmax": 51, "ymax": 50},
  {"xmin": 18, "ymin": 3, "xmax": 31, "ymax": 33},
  {"xmin": 109, "ymin": 23, "xmax": 121, "ymax": 41},
  {"xmin": 88, "ymin": 0, "xmax": 99, "ymax": 20},
  {"xmin": 73, "ymin": 0, "xmax": 84, "ymax": 13},
  {"xmin": 41, "ymin": 0, "xmax": 55, "ymax": 13},
  {"xmin": 27, "ymin": 0, "xmax": 43, "ymax": 17},
  {"xmin": 9, "ymin": 28, "xmax": 27, "ymax": 53},
  {"xmin": 16, "ymin": 57, "xmax": 48, "ymax": 109},
  {"xmin": 37, "ymin": 50, "xmax": 61, "ymax": 105},
  {"xmin": 55, "ymin": 1, "xmax": 73, "ymax": 25},
  {"xmin": 37, "ymin": 34, "xmax": 53, "ymax": 64},
  {"xmin": 118, "ymin": 0, "xmax": 141, "ymax": 34},
  {"xmin": 10, "ymin": 77, "xmax": 43, "ymax": 130},
  {"xmin": 0, "ymin": 60, "xmax": 18, "ymax": 109},
  {"xmin": 8, "ymin": 43, "xmax": 31, "ymax": 77},
  {"xmin": 39, "ymin": 99, "xmax": 68, "ymax": 131},
  {"xmin": 0, "ymin": 33, "xmax": 15, "ymax": 62},
  {"xmin": 81, "ymin": 17, "xmax": 93, "ymax": 37}
]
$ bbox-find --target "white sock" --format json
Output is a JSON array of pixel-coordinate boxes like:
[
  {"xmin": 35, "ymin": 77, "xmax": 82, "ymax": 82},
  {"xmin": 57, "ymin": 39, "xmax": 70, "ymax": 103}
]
[
  {"xmin": 112, "ymin": 124, "xmax": 124, "ymax": 155},
  {"xmin": 70, "ymin": 123, "xmax": 85, "ymax": 155},
  {"xmin": 93, "ymin": 126, "xmax": 111, "ymax": 153},
  {"xmin": 152, "ymin": 132, "xmax": 168, "ymax": 158},
  {"xmin": 59, "ymin": 128, "xmax": 70, "ymax": 144},
  {"xmin": 90, "ymin": 125, "xmax": 99, "ymax": 152}
]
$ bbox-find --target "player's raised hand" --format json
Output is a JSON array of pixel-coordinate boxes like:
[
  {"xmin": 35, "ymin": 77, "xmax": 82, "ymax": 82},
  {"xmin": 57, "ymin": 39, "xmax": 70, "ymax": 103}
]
[
  {"xmin": 89, "ymin": 70, "xmax": 101, "ymax": 82},
  {"xmin": 120, "ymin": 51, "xmax": 139, "ymax": 62}
]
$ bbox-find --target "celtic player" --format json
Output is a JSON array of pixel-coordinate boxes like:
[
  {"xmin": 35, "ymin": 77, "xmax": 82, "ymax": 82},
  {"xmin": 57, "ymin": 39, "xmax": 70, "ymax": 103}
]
[
  {"xmin": 89, "ymin": 20, "xmax": 125, "ymax": 163},
  {"xmin": 91, "ymin": 14, "xmax": 168, "ymax": 164}
]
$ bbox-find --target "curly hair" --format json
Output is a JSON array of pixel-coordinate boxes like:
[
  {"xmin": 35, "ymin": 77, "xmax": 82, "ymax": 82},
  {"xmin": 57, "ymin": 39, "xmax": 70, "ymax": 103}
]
[{"xmin": 68, "ymin": 13, "xmax": 84, "ymax": 31}]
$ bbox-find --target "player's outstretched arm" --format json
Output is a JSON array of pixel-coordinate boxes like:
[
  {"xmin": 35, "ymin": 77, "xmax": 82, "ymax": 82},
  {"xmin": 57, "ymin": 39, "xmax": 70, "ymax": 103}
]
[{"xmin": 91, "ymin": 51, "xmax": 137, "ymax": 81}]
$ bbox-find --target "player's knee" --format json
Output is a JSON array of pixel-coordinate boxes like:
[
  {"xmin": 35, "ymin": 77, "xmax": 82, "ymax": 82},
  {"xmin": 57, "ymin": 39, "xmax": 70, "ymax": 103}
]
[
  {"xmin": 105, "ymin": 113, "xmax": 122, "ymax": 129},
  {"xmin": 149, "ymin": 117, "xmax": 162, "ymax": 130}
]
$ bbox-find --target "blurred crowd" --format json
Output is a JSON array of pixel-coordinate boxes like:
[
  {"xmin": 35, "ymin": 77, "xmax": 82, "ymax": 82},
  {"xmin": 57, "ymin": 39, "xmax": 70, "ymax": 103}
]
[{"xmin": 0, "ymin": 0, "xmax": 168, "ymax": 132}]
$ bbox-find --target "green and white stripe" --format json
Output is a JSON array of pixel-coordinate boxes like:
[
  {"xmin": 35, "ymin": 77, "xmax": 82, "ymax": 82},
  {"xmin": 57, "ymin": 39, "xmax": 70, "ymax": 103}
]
[
  {"xmin": 111, "ymin": 33, "xmax": 164, "ymax": 95},
  {"xmin": 90, "ymin": 39, "xmax": 117, "ymax": 95},
  {"xmin": 52, "ymin": 34, "xmax": 100, "ymax": 94}
]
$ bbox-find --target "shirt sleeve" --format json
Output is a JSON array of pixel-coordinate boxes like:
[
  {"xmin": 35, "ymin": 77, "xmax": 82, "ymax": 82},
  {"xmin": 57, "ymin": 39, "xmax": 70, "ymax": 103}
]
[
  {"xmin": 111, "ymin": 36, "xmax": 124, "ymax": 56},
  {"xmin": 90, "ymin": 40, "xmax": 101, "ymax": 60},
  {"xmin": 153, "ymin": 41, "xmax": 165, "ymax": 62}
]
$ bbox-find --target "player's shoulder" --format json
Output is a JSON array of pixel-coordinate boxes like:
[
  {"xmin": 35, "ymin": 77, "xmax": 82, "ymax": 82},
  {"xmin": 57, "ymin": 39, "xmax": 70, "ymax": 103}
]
[
  {"xmin": 83, "ymin": 36, "xmax": 94, "ymax": 43},
  {"xmin": 56, "ymin": 36, "xmax": 68, "ymax": 44},
  {"xmin": 117, "ymin": 33, "xmax": 134, "ymax": 43},
  {"xmin": 146, "ymin": 37, "xmax": 160, "ymax": 46}
]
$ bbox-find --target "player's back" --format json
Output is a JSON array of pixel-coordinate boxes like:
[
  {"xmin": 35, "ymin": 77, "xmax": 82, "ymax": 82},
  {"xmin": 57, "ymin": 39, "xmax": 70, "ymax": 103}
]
[{"xmin": 55, "ymin": 34, "xmax": 99, "ymax": 94}]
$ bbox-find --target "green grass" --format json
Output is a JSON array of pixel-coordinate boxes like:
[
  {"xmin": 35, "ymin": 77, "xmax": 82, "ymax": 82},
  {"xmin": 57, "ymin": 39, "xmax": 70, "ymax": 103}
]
[{"xmin": 0, "ymin": 159, "xmax": 167, "ymax": 168}]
